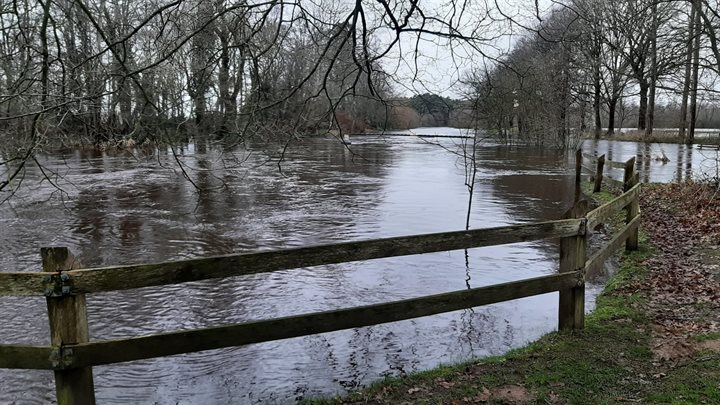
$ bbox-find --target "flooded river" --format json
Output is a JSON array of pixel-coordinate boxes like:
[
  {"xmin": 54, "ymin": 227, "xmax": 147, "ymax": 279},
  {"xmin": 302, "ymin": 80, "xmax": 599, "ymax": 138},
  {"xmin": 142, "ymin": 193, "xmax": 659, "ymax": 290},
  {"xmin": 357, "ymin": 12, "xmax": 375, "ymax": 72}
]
[
  {"xmin": 581, "ymin": 138, "xmax": 720, "ymax": 183},
  {"xmin": 0, "ymin": 130, "xmax": 708, "ymax": 403}
]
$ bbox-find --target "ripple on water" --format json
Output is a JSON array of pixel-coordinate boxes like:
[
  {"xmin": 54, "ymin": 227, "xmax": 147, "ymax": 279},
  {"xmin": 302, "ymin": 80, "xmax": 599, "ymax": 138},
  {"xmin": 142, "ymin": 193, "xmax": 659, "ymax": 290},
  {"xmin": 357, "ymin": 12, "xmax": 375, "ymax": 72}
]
[{"xmin": 1, "ymin": 134, "xmax": 590, "ymax": 403}]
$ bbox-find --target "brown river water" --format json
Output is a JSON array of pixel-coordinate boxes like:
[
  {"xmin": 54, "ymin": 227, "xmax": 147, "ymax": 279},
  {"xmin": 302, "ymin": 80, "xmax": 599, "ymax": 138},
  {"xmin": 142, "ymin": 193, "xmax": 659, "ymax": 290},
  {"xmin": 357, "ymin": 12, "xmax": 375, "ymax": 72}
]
[{"xmin": 0, "ymin": 129, "xmax": 715, "ymax": 403}]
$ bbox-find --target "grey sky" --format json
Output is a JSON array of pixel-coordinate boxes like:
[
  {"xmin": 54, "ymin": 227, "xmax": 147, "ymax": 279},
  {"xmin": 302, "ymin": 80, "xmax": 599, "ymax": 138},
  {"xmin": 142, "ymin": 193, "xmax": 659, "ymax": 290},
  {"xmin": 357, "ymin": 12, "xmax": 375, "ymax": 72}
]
[{"xmin": 374, "ymin": 0, "xmax": 556, "ymax": 98}]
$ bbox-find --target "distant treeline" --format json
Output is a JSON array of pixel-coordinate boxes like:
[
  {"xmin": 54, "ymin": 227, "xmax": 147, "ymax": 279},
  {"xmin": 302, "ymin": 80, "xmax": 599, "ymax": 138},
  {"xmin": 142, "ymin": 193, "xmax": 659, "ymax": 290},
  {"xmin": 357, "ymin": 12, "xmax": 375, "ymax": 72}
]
[
  {"xmin": 600, "ymin": 102, "xmax": 720, "ymax": 131},
  {"xmin": 2, "ymin": 1, "xmax": 468, "ymax": 147},
  {"xmin": 383, "ymin": 94, "xmax": 474, "ymax": 131}
]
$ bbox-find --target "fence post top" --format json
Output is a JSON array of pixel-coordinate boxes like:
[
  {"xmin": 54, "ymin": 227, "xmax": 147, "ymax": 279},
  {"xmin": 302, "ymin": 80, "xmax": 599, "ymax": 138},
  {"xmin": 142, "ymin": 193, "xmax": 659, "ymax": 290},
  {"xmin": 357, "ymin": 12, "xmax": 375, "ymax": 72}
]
[{"xmin": 40, "ymin": 247, "xmax": 82, "ymax": 272}]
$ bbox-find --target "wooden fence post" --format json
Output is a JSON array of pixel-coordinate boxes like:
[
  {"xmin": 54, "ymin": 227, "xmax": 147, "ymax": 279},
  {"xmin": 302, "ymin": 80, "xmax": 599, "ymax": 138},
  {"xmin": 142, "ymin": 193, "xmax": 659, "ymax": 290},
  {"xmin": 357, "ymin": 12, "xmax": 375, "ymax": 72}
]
[
  {"xmin": 559, "ymin": 200, "xmax": 587, "ymax": 330},
  {"xmin": 593, "ymin": 154, "xmax": 606, "ymax": 192},
  {"xmin": 575, "ymin": 149, "xmax": 582, "ymax": 201},
  {"xmin": 623, "ymin": 158, "xmax": 640, "ymax": 251},
  {"xmin": 41, "ymin": 247, "xmax": 96, "ymax": 405}
]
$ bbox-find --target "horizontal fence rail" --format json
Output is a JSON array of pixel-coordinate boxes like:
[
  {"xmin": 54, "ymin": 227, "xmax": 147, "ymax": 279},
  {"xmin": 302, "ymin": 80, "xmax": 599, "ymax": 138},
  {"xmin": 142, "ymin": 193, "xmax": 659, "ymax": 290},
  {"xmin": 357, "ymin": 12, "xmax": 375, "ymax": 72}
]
[
  {"xmin": 585, "ymin": 214, "xmax": 641, "ymax": 273},
  {"xmin": 61, "ymin": 272, "xmax": 582, "ymax": 369},
  {"xmin": 0, "ymin": 272, "xmax": 54, "ymax": 296},
  {"xmin": 0, "ymin": 149, "xmax": 642, "ymax": 404},
  {"xmin": 0, "ymin": 220, "xmax": 584, "ymax": 297},
  {"xmin": 582, "ymin": 152, "xmax": 630, "ymax": 169},
  {"xmin": 0, "ymin": 344, "xmax": 55, "ymax": 370},
  {"xmin": 586, "ymin": 184, "xmax": 640, "ymax": 230}
]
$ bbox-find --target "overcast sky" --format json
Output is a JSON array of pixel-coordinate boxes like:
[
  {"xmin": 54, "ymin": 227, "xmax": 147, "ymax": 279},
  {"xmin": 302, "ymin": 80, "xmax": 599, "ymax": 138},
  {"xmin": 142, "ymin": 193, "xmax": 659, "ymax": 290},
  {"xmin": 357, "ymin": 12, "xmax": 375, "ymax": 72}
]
[{"xmin": 373, "ymin": 0, "xmax": 557, "ymax": 98}]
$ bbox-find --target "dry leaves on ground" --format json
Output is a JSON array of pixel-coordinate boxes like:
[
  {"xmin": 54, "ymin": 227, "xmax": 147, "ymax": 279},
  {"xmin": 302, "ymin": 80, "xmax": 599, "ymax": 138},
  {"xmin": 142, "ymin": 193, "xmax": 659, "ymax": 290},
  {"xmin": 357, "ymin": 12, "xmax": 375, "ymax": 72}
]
[{"xmin": 638, "ymin": 184, "xmax": 720, "ymax": 363}]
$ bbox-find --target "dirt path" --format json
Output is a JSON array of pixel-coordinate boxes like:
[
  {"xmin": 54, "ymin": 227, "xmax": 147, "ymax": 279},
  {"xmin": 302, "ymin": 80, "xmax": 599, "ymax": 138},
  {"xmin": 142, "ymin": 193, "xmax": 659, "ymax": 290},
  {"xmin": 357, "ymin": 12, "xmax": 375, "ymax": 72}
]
[{"xmin": 640, "ymin": 184, "xmax": 720, "ymax": 365}]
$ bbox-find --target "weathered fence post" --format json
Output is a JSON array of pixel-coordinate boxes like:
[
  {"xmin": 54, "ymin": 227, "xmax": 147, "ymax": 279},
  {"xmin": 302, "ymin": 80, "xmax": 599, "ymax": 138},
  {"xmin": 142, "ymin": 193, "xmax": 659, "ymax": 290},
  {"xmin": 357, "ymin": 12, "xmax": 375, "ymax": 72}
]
[
  {"xmin": 593, "ymin": 154, "xmax": 606, "ymax": 192},
  {"xmin": 41, "ymin": 247, "xmax": 96, "ymax": 405},
  {"xmin": 575, "ymin": 149, "xmax": 582, "ymax": 201},
  {"xmin": 559, "ymin": 200, "xmax": 587, "ymax": 330},
  {"xmin": 623, "ymin": 157, "xmax": 640, "ymax": 251}
]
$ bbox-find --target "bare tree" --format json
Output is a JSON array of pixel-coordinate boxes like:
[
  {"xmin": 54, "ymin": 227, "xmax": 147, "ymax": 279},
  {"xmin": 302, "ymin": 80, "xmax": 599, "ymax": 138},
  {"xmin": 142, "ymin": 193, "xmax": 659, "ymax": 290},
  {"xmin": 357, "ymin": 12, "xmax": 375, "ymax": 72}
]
[
  {"xmin": 687, "ymin": 0, "xmax": 702, "ymax": 144},
  {"xmin": 0, "ymin": 0, "xmax": 501, "ymax": 198},
  {"xmin": 679, "ymin": 1, "xmax": 697, "ymax": 139}
]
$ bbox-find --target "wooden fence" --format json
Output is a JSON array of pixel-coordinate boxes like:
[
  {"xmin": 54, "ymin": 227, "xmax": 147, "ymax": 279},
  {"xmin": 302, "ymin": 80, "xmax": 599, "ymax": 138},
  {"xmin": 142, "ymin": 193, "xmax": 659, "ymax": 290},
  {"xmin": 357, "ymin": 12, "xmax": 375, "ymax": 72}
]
[
  {"xmin": 0, "ymin": 151, "xmax": 641, "ymax": 404},
  {"xmin": 580, "ymin": 151, "xmax": 638, "ymax": 191}
]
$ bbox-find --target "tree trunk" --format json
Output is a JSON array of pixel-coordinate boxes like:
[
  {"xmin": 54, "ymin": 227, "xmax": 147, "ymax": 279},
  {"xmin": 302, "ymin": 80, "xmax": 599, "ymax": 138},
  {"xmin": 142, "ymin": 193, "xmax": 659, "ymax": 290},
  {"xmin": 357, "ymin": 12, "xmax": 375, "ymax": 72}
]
[
  {"xmin": 118, "ymin": 77, "xmax": 132, "ymax": 135},
  {"xmin": 559, "ymin": 94, "xmax": 568, "ymax": 147},
  {"xmin": 231, "ymin": 53, "xmax": 245, "ymax": 127},
  {"xmin": 518, "ymin": 114, "xmax": 524, "ymax": 135},
  {"xmin": 558, "ymin": 47, "xmax": 570, "ymax": 148},
  {"xmin": 217, "ymin": 33, "xmax": 232, "ymax": 135},
  {"xmin": 637, "ymin": 80, "xmax": 648, "ymax": 130},
  {"xmin": 81, "ymin": 25, "xmax": 103, "ymax": 141},
  {"xmin": 679, "ymin": 1, "xmax": 695, "ymax": 139},
  {"xmin": 688, "ymin": 0, "xmax": 701, "ymax": 145},
  {"xmin": 39, "ymin": 0, "xmax": 51, "ymax": 110},
  {"xmin": 579, "ymin": 94, "xmax": 587, "ymax": 132},
  {"xmin": 646, "ymin": 1, "xmax": 658, "ymax": 136},
  {"xmin": 607, "ymin": 97, "xmax": 618, "ymax": 136},
  {"xmin": 593, "ymin": 57, "xmax": 602, "ymax": 139},
  {"xmin": 190, "ymin": 1, "xmax": 215, "ymax": 129}
]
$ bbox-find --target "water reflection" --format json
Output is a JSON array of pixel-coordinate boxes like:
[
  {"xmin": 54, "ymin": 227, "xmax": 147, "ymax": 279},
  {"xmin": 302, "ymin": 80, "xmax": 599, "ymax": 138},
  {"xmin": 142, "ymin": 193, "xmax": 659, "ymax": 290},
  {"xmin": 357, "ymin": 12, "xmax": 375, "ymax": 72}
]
[
  {"xmin": 582, "ymin": 139, "xmax": 720, "ymax": 183},
  {"xmin": 1, "ymin": 132, "xmax": 596, "ymax": 403}
]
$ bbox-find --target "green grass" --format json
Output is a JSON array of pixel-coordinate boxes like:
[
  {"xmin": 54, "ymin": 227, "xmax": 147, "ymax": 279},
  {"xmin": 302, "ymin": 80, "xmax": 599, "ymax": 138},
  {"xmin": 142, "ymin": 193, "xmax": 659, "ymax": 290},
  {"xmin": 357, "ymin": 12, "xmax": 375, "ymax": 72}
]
[
  {"xmin": 693, "ymin": 332, "xmax": 720, "ymax": 342},
  {"xmin": 580, "ymin": 179, "xmax": 620, "ymax": 205},
  {"xmin": 648, "ymin": 355, "xmax": 720, "ymax": 404}
]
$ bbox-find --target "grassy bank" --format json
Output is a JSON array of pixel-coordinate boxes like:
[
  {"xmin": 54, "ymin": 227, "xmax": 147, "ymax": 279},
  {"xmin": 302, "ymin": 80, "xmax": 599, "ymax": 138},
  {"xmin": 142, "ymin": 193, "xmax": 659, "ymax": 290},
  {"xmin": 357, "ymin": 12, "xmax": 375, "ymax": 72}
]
[{"xmin": 307, "ymin": 184, "xmax": 720, "ymax": 404}]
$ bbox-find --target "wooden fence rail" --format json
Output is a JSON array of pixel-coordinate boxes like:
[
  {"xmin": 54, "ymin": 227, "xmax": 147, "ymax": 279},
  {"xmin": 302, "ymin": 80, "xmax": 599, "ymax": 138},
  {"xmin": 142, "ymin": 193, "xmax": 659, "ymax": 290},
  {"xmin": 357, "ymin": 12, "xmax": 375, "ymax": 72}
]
[
  {"xmin": 586, "ymin": 184, "xmax": 640, "ymax": 230},
  {"xmin": 0, "ymin": 151, "xmax": 641, "ymax": 404},
  {"xmin": 580, "ymin": 152, "xmax": 632, "ymax": 189},
  {"xmin": 63, "ymin": 271, "xmax": 583, "ymax": 370},
  {"xmin": 0, "ymin": 344, "xmax": 54, "ymax": 370},
  {"xmin": 0, "ymin": 220, "xmax": 583, "ymax": 297},
  {"xmin": 582, "ymin": 152, "xmax": 630, "ymax": 170}
]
